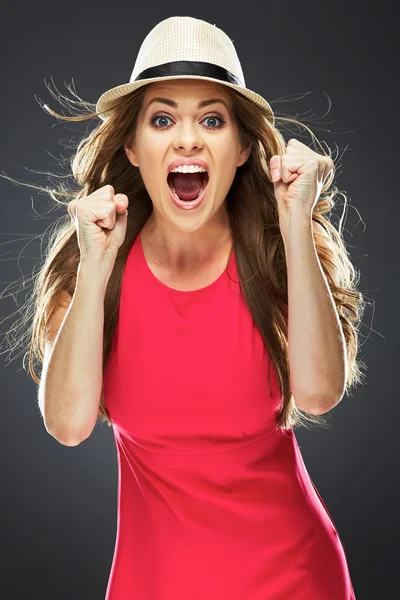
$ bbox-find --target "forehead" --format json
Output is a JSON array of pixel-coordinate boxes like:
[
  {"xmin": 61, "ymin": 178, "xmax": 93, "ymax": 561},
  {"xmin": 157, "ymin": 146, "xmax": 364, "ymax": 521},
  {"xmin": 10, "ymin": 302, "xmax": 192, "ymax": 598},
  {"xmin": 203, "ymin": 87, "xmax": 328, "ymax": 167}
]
[{"xmin": 143, "ymin": 79, "xmax": 231, "ymax": 106}]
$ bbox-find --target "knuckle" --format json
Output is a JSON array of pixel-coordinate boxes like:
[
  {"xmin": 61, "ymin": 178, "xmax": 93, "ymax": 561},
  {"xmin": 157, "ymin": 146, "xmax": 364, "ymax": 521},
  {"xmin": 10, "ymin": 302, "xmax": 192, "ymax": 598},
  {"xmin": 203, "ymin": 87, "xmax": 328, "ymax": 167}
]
[
  {"xmin": 102, "ymin": 191, "xmax": 113, "ymax": 203},
  {"xmin": 90, "ymin": 185, "xmax": 114, "ymax": 201},
  {"xmin": 67, "ymin": 200, "xmax": 76, "ymax": 216},
  {"xmin": 104, "ymin": 184, "xmax": 115, "ymax": 196},
  {"xmin": 281, "ymin": 156, "xmax": 289, "ymax": 167}
]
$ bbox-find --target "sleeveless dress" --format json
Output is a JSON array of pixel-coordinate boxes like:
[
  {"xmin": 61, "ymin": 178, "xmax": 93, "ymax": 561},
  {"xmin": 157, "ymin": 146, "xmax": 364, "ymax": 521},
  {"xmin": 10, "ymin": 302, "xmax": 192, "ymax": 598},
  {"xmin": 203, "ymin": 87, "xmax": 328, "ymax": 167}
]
[{"xmin": 103, "ymin": 232, "xmax": 356, "ymax": 600}]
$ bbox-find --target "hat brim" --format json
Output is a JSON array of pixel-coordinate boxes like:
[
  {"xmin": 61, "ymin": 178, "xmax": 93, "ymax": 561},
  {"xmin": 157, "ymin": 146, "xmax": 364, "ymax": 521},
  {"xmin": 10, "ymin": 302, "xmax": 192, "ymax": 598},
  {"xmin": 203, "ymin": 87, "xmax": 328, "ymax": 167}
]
[{"xmin": 95, "ymin": 75, "xmax": 274, "ymax": 125}]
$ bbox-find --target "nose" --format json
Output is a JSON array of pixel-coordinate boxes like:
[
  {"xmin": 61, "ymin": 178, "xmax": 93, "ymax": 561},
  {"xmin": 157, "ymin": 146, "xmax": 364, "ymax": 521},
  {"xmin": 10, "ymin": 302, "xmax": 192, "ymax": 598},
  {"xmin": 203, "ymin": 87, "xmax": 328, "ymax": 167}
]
[{"xmin": 172, "ymin": 122, "xmax": 204, "ymax": 151}]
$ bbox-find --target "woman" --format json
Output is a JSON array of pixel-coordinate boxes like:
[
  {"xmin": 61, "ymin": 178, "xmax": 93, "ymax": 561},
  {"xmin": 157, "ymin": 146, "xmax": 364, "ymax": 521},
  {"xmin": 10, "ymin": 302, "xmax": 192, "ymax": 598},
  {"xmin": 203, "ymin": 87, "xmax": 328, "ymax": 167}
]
[{"xmin": 16, "ymin": 15, "xmax": 365, "ymax": 600}]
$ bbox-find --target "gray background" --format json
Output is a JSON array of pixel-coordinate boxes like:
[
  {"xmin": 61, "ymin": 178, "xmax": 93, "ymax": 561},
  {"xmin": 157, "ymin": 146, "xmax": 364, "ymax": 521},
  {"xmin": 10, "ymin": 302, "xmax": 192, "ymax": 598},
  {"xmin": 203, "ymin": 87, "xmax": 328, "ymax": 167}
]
[{"xmin": 0, "ymin": 1, "xmax": 397, "ymax": 598}]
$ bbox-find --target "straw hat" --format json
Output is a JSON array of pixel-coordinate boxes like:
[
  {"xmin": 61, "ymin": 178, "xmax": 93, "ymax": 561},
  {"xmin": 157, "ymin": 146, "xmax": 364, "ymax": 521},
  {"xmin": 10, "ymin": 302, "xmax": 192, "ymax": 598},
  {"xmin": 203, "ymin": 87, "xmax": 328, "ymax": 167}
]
[{"xmin": 95, "ymin": 16, "xmax": 275, "ymax": 125}]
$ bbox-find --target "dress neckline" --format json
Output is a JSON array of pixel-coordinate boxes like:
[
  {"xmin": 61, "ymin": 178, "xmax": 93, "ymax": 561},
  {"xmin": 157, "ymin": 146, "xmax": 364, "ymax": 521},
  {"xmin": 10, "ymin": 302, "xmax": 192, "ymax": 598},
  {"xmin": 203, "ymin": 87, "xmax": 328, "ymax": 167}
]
[{"xmin": 137, "ymin": 232, "xmax": 233, "ymax": 295}]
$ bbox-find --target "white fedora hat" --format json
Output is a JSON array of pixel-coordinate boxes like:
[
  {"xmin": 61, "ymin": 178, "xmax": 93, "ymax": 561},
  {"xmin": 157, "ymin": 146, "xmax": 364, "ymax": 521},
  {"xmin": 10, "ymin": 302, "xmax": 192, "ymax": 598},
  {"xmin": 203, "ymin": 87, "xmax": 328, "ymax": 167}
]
[{"xmin": 95, "ymin": 16, "xmax": 275, "ymax": 125}]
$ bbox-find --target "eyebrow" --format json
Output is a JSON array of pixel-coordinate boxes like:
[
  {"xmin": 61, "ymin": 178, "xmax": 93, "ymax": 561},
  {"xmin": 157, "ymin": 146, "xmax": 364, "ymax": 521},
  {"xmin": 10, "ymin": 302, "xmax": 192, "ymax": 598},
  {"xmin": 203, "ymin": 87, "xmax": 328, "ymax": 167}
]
[{"xmin": 146, "ymin": 97, "xmax": 229, "ymax": 111}]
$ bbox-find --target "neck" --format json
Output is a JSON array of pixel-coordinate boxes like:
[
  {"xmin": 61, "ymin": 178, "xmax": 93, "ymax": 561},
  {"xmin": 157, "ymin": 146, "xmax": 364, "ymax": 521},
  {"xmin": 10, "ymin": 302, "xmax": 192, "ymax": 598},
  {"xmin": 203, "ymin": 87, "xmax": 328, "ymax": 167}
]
[{"xmin": 140, "ymin": 214, "xmax": 232, "ymax": 272}]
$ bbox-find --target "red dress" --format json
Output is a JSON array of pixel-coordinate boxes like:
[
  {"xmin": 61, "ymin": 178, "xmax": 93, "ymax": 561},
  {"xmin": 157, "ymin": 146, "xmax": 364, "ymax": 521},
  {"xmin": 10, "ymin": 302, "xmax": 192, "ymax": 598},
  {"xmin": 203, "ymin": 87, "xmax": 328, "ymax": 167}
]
[{"xmin": 103, "ymin": 232, "xmax": 356, "ymax": 599}]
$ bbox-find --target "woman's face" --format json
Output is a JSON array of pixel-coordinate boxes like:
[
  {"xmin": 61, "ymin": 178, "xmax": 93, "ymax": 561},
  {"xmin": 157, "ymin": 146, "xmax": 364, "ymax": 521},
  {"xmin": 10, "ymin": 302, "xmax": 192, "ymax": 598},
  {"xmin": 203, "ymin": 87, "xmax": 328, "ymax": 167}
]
[{"xmin": 124, "ymin": 79, "xmax": 250, "ymax": 234}]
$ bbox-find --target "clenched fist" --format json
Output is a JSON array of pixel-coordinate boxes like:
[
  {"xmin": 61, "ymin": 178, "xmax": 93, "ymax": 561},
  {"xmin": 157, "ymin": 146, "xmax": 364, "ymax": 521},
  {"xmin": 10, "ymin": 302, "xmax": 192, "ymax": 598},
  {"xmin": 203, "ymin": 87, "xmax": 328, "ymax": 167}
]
[{"xmin": 68, "ymin": 184, "xmax": 129, "ymax": 272}]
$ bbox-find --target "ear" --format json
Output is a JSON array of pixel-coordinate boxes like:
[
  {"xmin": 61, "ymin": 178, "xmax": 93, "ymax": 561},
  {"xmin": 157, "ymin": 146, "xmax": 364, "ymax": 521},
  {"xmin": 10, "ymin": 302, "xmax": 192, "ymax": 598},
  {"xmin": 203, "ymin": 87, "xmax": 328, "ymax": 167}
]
[
  {"xmin": 124, "ymin": 142, "xmax": 139, "ymax": 168},
  {"xmin": 237, "ymin": 143, "xmax": 252, "ymax": 168}
]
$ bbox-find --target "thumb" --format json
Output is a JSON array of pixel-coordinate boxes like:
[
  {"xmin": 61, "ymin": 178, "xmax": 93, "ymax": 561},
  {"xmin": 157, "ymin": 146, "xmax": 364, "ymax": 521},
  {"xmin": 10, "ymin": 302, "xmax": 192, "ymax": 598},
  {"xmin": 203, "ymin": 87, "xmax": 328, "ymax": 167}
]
[
  {"xmin": 114, "ymin": 193, "xmax": 129, "ymax": 212},
  {"xmin": 111, "ymin": 206, "xmax": 128, "ymax": 245},
  {"xmin": 270, "ymin": 155, "xmax": 282, "ymax": 183},
  {"xmin": 115, "ymin": 203, "xmax": 128, "ymax": 218}
]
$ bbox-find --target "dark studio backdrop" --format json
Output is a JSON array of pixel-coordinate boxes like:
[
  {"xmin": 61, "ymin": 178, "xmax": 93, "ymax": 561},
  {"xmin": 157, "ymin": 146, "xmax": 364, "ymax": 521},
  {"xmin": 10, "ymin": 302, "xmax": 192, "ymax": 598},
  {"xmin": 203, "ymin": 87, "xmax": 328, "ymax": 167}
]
[{"xmin": 0, "ymin": 1, "xmax": 397, "ymax": 598}]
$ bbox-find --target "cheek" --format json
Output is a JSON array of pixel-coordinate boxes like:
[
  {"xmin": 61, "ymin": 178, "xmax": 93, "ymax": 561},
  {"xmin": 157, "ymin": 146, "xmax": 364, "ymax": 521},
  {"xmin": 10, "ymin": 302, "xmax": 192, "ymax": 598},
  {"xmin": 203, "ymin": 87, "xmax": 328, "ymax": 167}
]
[
  {"xmin": 218, "ymin": 150, "xmax": 241, "ymax": 182},
  {"xmin": 136, "ymin": 147, "xmax": 167, "ymax": 195},
  {"xmin": 135, "ymin": 137, "xmax": 162, "ymax": 173}
]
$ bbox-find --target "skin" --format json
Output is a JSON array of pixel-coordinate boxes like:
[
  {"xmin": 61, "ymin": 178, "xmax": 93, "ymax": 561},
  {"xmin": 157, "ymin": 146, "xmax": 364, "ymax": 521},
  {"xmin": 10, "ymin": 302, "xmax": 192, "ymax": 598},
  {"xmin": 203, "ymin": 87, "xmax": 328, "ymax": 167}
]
[{"xmin": 124, "ymin": 79, "xmax": 250, "ymax": 274}]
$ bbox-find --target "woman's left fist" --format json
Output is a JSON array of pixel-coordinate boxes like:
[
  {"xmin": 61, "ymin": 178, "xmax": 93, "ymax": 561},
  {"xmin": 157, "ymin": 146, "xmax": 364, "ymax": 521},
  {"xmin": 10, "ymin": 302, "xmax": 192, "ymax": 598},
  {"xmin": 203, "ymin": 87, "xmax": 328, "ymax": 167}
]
[{"xmin": 270, "ymin": 138, "xmax": 334, "ymax": 224}]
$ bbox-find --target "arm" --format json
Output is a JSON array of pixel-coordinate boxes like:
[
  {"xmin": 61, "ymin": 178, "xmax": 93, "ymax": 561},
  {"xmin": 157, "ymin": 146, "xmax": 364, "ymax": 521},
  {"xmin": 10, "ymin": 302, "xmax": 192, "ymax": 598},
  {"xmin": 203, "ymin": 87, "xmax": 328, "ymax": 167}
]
[
  {"xmin": 38, "ymin": 260, "xmax": 110, "ymax": 445},
  {"xmin": 281, "ymin": 218, "xmax": 348, "ymax": 415}
]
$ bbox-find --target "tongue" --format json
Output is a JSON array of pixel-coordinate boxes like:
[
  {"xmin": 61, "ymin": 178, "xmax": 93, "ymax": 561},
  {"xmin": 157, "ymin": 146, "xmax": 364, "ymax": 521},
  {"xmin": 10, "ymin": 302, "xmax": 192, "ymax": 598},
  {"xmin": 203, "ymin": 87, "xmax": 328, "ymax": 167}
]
[{"xmin": 171, "ymin": 172, "xmax": 204, "ymax": 201}]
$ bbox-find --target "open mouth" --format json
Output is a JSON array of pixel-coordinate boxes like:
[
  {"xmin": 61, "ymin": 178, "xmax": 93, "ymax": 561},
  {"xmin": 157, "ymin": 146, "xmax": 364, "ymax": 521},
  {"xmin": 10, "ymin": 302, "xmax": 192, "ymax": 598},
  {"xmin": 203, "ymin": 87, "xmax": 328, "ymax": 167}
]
[{"xmin": 167, "ymin": 171, "xmax": 209, "ymax": 202}]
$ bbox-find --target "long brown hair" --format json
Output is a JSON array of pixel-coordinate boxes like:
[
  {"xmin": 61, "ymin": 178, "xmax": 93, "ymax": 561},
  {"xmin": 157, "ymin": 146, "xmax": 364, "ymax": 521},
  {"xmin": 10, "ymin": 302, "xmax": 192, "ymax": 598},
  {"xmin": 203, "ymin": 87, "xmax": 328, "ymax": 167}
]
[{"xmin": 1, "ymin": 81, "xmax": 367, "ymax": 431}]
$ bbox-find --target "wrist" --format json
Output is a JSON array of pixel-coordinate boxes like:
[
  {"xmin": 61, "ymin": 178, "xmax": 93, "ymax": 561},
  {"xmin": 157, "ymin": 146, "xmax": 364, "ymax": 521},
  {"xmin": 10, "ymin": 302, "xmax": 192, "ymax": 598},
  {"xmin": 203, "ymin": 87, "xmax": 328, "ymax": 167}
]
[
  {"xmin": 77, "ymin": 259, "xmax": 114, "ymax": 292},
  {"xmin": 279, "ymin": 211, "xmax": 313, "ymax": 238}
]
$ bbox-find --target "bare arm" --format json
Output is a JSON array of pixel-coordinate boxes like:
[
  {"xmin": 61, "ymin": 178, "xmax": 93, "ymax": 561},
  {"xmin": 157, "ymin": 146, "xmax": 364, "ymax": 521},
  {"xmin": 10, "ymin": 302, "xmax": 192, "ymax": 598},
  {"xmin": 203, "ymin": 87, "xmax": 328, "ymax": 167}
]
[
  {"xmin": 38, "ymin": 260, "xmax": 110, "ymax": 445},
  {"xmin": 281, "ymin": 219, "xmax": 348, "ymax": 415}
]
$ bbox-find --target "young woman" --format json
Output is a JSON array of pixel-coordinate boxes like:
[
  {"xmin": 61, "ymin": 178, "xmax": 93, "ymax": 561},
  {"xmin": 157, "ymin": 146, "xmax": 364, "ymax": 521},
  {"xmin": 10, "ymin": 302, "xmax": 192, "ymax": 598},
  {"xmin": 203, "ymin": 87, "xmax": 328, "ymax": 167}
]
[{"xmin": 16, "ymin": 15, "xmax": 365, "ymax": 600}]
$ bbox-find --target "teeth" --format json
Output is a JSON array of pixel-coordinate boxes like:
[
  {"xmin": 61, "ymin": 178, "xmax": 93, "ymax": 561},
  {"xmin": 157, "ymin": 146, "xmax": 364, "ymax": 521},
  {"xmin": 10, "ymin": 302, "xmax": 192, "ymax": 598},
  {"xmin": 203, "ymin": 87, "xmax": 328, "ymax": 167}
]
[
  {"xmin": 170, "ymin": 165, "xmax": 207, "ymax": 174},
  {"xmin": 170, "ymin": 185, "xmax": 179, "ymax": 200}
]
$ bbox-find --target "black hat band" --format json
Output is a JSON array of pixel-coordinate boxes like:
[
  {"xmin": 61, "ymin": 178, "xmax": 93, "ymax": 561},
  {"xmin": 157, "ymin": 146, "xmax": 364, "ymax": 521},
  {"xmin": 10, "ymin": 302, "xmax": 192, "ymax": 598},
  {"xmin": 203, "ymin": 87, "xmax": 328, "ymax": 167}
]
[{"xmin": 134, "ymin": 60, "xmax": 243, "ymax": 87}]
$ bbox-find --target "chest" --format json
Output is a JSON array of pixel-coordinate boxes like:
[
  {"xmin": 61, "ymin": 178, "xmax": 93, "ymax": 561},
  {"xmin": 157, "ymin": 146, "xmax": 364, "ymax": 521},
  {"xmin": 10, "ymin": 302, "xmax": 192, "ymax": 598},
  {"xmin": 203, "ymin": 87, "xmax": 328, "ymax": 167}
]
[{"xmin": 142, "ymin": 244, "xmax": 232, "ymax": 292}]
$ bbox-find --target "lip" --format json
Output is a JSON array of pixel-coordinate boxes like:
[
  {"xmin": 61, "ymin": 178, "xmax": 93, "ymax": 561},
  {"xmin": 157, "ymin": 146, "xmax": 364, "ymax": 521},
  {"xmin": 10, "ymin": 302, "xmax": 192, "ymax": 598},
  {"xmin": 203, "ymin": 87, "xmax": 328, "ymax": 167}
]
[
  {"xmin": 168, "ymin": 177, "xmax": 208, "ymax": 210},
  {"xmin": 167, "ymin": 158, "xmax": 210, "ymax": 176}
]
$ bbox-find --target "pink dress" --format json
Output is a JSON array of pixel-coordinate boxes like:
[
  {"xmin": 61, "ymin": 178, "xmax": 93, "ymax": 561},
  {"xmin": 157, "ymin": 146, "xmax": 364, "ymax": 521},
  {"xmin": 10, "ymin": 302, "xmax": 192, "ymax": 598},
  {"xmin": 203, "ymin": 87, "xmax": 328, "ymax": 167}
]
[{"xmin": 103, "ymin": 232, "xmax": 356, "ymax": 599}]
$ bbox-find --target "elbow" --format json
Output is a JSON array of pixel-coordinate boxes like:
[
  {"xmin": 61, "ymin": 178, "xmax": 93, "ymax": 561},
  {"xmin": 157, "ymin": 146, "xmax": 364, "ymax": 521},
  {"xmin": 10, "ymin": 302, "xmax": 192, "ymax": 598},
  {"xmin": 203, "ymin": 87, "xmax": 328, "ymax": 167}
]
[
  {"xmin": 45, "ymin": 421, "xmax": 94, "ymax": 446},
  {"xmin": 295, "ymin": 392, "xmax": 343, "ymax": 415},
  {"xmin": 58, "ymin": 436, "xmax": 83, "ymax": 447},
  {"xmin": 47, "ymin": 427, "xmax": 84, "ymax": 446}
]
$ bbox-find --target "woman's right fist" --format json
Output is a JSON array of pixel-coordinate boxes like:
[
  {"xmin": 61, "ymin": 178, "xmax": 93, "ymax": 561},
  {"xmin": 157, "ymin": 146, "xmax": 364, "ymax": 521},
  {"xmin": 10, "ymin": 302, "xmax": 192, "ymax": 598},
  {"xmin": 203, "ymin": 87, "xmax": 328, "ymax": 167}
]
[{"xmin": 68, "ymin": 185, "xmax": 129, "ymax": 264}]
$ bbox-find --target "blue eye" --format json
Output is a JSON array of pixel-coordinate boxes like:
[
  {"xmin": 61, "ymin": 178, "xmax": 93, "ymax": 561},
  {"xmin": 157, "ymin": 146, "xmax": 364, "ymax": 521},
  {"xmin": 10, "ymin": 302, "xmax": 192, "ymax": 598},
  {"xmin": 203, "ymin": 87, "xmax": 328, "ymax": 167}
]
[{"xmin": 150, "ymin": 113, "xmax": 225, "ymax": 130}]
